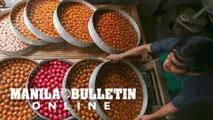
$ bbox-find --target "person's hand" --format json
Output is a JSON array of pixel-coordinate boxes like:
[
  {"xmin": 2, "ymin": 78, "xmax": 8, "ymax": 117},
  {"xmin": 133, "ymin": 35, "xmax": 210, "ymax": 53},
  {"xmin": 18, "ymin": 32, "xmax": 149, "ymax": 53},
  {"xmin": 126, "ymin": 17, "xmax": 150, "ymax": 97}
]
[
  {"xmin": 105, "ymin": 54, "xmax": 124, "ymax": 63},
  {"xmin": 134, "ymin": 115, "xmax": 153, "ymax": 120}
]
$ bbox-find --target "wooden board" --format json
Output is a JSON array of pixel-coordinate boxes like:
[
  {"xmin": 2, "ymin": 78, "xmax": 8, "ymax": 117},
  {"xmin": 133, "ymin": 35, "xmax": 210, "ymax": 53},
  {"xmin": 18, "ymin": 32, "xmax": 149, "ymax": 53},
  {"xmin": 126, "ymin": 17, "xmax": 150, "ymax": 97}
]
[{"xmin": 0, "ymin": 4, "xmax": 146, "ymax": 61}]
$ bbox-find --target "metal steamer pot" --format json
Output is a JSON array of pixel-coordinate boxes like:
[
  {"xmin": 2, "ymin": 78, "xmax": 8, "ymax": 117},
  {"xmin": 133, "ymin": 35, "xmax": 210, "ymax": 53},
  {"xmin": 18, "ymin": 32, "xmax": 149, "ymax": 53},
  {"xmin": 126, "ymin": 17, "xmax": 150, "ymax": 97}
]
[
  {"xmin": 53, "ymin": 0, "xmax": 97, "ymax": 47},
  {"xmin": 9, "ymin": 0, "xmax": 49, "ymax": 46},
  {"xmin": 0, "ymin": 56, "xmax": 38, "ymax": 120},
  {"xmin": 62, "ymin": 59, "xmax": 103, "ymax": 120},
  {"xmin": 26, "ymin": 59, "xmax": 74, "ymax": 120},
  {"xmin": 201, "ymin": 0, "xmax": 213, "ymax": 15},
  {"xmin": 208, "ymin": 13, "xmax": 213, "ymax": 24},
  {"xmin": 0, "ymin": 9, "xmax": 35, "ymax": 55},
  {"xmin": 88, "ymin": 60, "xmax": 148, "ymax": 120},
  {"xmin": 88, "ymin": 7, "xmax": 142, "ymax": 54},
  {"xmin": 200, "ymin": 0, "xmax": 213, "ymax": 24},
  {"xmin": 24, "ymin": 0, "xmax": 64, "ymax": 43}
]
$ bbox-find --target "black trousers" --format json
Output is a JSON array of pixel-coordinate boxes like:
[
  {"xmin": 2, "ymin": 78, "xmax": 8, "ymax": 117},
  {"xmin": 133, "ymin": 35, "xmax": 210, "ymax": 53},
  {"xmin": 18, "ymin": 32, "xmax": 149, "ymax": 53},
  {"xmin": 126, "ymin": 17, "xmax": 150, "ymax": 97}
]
[{"xmin": 173, "ymin": 100, "xmax": 213, "ymax": 120}]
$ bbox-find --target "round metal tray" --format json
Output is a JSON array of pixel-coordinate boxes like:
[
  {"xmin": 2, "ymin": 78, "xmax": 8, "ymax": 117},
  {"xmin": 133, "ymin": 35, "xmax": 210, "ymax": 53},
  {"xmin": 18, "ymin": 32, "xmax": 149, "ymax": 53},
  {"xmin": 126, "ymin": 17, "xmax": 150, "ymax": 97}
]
[
  {"xmin": 0, "ymin": 56, "xmax": 38, "ymax": 120},
  {"xmin": 88, "ymin": 7, "xmax": 141, "ymax": 54},
  {"xmin": 88, "ymin": 60, "xmax": 148, "ymax": 120},
  {"xmin": 10, "ymin": 1, "xmax": 49, "ymax": 46},
  {"xmin": 53, "ymin": 0, "xmax": 96, "ymax": 47},
  {"xmin": 24, "ymin": 0, "xmax": 64, "ymax": 43},
  {"xmin": 0, "ymin": 9, "xmax": 35, "ymax": 56},
  {"xmin": 62, "ymin": 58, "xmax": 103, "ymax": 120},
  {"xmin": 26, "ymin": 59, "xmax": 74, "ymax": 120}
]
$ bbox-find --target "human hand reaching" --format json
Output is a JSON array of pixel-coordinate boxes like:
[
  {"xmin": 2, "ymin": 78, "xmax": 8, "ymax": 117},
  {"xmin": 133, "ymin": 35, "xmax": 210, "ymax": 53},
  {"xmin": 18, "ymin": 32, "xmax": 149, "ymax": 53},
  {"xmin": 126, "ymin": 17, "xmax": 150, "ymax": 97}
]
[
  {"xmin": 105, "ymin": 54, "xmax": 124, "ymax": 63},
  {"xmin": 134, "ymin": 115, "xmax": 153, "ymax": 120}
]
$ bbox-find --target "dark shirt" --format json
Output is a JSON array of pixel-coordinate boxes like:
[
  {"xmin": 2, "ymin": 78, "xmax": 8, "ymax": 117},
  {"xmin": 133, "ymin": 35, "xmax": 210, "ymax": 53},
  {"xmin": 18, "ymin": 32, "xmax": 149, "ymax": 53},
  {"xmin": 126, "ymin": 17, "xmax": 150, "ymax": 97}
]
[{"xmin": 150, "ymin": 37, "xmax": 213, "ymax": 109}]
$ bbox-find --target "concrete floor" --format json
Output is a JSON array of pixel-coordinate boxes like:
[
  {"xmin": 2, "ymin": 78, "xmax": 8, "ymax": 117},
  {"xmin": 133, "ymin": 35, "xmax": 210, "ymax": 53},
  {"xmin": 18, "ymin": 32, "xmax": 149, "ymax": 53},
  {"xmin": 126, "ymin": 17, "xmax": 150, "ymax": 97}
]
[
  {"xmin": 138, "ymin": 4, "xmax": 213, "ymax": 44},
  {"xmin": 138, "ymin": 8, "xmax": 184, "ymax": 43}
]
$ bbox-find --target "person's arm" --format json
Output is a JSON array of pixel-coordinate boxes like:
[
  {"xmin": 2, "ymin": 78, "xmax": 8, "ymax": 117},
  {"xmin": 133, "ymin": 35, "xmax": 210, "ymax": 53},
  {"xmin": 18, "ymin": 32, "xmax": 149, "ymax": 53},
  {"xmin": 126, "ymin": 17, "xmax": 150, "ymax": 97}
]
[
  {"xmin": 105, "ymin": 44, "xmax": 151, "ymax": 62},
  {"xmin": 120, "ymin": 44, "xmax": 151, "ymax": 57},
  {"xmin": 135, "ymin": 102, "xmax": 179, "ymax": 120},
  {"xmin": 105, "ymin": 37, "xmax": 181, "ymax": 62},
  {"xmin": 87, "ymin": 0, "xmax": 136, "ymax": 4}
]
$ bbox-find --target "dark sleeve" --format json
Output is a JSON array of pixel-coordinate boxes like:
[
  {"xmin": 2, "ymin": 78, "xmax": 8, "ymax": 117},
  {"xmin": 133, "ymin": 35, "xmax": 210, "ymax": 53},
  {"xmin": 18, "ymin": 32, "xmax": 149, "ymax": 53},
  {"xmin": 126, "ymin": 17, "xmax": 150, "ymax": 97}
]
[
  {"xmin": 150, "ymin": 38, "xmax": 181, "ymax": 57},
  {"xmin": 172, "ymin": 79, "xmax": 201, "ymax": 109}
]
